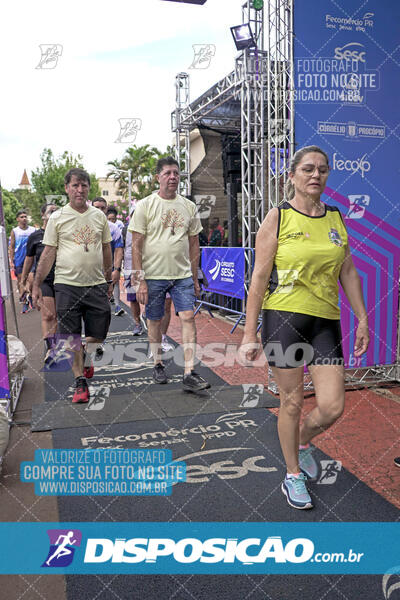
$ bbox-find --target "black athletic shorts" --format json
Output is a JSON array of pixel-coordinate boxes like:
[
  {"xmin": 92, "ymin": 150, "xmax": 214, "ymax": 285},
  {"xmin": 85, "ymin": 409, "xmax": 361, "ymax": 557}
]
[
  {"xmin": 261, "ymin": 309, "xmax": 344, "ymax": 369},
  {"xmin": 40, "ymin": 281, "xmax": 55, "ymax": 298},
  {"xmin": 54, "ymin": 283, "xmax": 111, "ymax": 340}
]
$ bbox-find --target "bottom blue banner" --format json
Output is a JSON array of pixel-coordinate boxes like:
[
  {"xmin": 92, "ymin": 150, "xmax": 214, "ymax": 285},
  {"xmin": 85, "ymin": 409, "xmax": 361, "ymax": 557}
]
[{"xmin": 0, "ymin": 522, "xmax": 399, "ymax": 574}]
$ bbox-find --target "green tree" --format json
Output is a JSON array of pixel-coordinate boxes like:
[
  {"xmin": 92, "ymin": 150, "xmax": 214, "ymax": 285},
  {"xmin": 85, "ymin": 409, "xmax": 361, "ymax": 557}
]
[
  {"xmin": 1, "ymin": 189, "xmax": 23, "ymax": 237},
  {"xmin": 31, "ymin": 148, "xmax": 101, "ymax": 216},
  {"xmin": 106, "ymin": 144, "xmax": 180, "ymax": 220},
  {"xmin": 12, "ymin": 188, "xmax": 41, "ymax": 227}
]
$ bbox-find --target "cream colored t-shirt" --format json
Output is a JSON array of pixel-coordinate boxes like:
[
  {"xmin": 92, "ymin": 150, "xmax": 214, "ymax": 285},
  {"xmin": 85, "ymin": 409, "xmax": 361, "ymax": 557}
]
[
  {"xmin": 128, "ymin": 192, "xmax": 202, "ymax": 279},
  {"xmin": 43, "ymin": 204, "xmax": 112, "ymax": 286}
]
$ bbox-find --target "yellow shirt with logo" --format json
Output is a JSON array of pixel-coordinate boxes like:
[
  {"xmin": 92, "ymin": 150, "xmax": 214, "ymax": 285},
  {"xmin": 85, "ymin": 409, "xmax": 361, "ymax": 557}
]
[
  {"xmin": 262, "ymin": 202, "xmax": 348, "ymax": 319},
  {"xmin": 43, "ymin": 204, "xmax": 112, "ymax": 286},
  {"xmin": 128, "ymin": 192, "xmax": 202, "ymax": 279}
]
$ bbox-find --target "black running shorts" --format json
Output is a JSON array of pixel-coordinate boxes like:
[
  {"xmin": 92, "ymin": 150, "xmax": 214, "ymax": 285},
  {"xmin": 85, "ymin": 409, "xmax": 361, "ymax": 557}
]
[
  {"xmin": 54, "ymin": 283, "xmax": 111, "ymax": 340},
  {"xmin": 40, "ymin": 281, "xmax": 55, "ymax": 298},
  {"xmin": 261, "ymin": 309, "xmax": 344, "ymax": 369}
]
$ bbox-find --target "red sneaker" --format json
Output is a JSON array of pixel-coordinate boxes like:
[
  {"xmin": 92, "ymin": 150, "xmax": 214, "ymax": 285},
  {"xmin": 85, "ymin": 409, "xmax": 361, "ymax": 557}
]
[{"xmin": 72, "ymin": 379, "xmax": 89, "ymax": 403}]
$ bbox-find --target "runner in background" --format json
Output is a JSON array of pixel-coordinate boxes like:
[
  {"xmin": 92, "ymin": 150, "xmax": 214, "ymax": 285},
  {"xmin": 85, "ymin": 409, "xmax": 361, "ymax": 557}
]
[
  {"xmin": 122, "ymin": 206, "xmax": 144, "ymax": 335},
  {"xmin": 92, "ymin": 198, "xmax": 124, "ymax": 316},
  {"xmin": 21, "ymin": 203, "xmax": 58, "ymax": 363},
  {"xmin": 107, "ymin": 206, "xmax": 124, "ymax": 232},
  {"xmin": 8, "ymin": 210, "xmax": 36, "ymax": 313}
]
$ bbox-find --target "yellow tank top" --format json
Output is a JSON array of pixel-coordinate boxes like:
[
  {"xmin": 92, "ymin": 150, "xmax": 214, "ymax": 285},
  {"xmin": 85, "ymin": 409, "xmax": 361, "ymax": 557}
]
[{"xmin": 262, "ymin": 202, "xmax": 348, "ymax": 319}]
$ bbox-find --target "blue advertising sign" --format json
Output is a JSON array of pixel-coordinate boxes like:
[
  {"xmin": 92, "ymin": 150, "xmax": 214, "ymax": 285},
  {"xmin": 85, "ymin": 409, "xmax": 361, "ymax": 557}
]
[
  {"xmin": 0, "ymin": 522, "xmax": 399, "ymax": 574},
  {"xmin": 202, "ymin": 247, "xmax": 245, "ymax": 300},
  {"xmin": 294, "ymin": 0, "xmax": 400, "ymax": 367}
]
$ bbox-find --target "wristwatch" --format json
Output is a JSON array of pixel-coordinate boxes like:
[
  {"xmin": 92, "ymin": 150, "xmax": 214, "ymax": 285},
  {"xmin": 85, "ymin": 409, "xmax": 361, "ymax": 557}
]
[
  {"xmin": 106, "ymin": 280, "xmax": 113, "ymax": 284},
  {"xmin": 113, "ymin": 267, "xmax": 122, "ymax": 272}
]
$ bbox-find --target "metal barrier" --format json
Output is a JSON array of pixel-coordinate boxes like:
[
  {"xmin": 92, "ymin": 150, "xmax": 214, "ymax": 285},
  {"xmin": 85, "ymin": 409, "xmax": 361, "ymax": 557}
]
[{"xmin": 195, "ymin": 246, "xmax": 255, "ymax": 333}]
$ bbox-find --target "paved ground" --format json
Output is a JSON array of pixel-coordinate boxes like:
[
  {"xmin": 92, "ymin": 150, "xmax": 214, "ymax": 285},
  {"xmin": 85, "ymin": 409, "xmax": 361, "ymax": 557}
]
[{"xmin": 0, "ymin": 284, "xmax": 399, "ymax": 598}]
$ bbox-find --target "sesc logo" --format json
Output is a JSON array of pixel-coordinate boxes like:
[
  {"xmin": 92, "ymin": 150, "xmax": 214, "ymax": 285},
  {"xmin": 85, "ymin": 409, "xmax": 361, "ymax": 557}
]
[
  {"xmin": 334, "ymin": 42, "xmax": 366, "ymax": 63},
  {"xmin": 332, "ymin": 153, "xmax": 371, "ymax": 178},
  {"xmin": 173, "ymin": 447, "xmax": 277, "ymax": 483},
  {"xmin": 209, "ymin": 259, "xmax": 221, "ymax": 281}
]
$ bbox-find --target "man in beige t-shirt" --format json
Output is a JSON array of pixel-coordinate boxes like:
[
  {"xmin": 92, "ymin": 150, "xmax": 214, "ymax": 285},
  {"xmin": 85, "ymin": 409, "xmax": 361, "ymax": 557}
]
[
  {"xmin": 32, "ymin": 168, "xmax": 113, "ymax": 404},
  {"xmin": 129, "ymin": 156, "xmax": 210, "ymax": 392}
]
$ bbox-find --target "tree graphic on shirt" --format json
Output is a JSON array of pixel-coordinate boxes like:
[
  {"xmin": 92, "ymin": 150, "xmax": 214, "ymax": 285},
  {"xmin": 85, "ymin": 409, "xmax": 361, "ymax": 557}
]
[
  {"xmin": 72, "ymin": 225, "xmax": 96, "ymax": 252},
  {"xmin": 161, "ymin": 209, "xmax": 185, "ymax": 235}
]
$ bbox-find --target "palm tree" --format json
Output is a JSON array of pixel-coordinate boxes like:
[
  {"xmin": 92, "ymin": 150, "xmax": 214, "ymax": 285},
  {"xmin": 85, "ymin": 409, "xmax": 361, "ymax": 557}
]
[{"xmin": 106, "ymin": 144, "xmax": 163, "ymax": 200}]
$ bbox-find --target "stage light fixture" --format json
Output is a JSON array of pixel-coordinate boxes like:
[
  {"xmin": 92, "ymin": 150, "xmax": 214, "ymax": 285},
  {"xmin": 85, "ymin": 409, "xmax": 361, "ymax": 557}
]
[{"xmin": 230, "ymin": 24, "xmax": 256, "ymax": 51}]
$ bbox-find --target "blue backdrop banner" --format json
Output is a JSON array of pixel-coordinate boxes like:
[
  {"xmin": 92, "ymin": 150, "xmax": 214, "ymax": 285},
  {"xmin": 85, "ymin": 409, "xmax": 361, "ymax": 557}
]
[
  {"xmin": 202, "ymin": 247, "xmax": 245, "ymax": 300},
  {"xmin": 294, "ymin": 0, "xmax": 400, "ymax": 367}
]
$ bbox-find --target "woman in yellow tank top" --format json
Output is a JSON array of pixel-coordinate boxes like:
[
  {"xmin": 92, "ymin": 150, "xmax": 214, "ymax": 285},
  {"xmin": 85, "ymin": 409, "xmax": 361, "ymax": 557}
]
[{"xmin": 240, "ymin": 146, "xmax": 369, "ymax": 510}]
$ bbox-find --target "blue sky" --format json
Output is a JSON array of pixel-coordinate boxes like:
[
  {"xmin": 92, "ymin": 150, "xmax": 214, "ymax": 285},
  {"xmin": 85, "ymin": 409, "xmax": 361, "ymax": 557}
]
[{"xmin": 1, "ymin": 0, "xmax": 243, "ymax": 190}]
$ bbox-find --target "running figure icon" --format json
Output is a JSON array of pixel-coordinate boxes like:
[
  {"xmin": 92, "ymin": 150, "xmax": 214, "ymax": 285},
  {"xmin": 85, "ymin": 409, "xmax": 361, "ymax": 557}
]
[{"xmin": 46, "ymin": 531, "xmax": 77, "ymax": 566}]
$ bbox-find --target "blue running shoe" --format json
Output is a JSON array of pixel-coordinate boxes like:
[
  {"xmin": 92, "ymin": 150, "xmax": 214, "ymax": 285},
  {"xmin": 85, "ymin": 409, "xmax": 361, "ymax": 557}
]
[
  {"xmin": 281, "ymin": 473, "xmax": 313, "ymax": 509},
  {"xmin": 299, "ymin": 445, "xmax": 319, "ymax": 480},
  {"xmin": 132, "ymin": 323, "xmax": 143, "ymax": 336}
]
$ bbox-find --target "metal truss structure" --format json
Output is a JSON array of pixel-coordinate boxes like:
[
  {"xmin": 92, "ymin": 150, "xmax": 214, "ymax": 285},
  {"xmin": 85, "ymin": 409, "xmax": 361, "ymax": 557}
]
[
  {"xmin": 172, "ymin": 73, "xmax": 191, "ymax": 196},
  {"xmin": 171, "ymin": 0, "xmax": 294, "ymax": 242},
  {"xmin": 171, "ymin": 0, "xmax": 399, "ymax": 386}
]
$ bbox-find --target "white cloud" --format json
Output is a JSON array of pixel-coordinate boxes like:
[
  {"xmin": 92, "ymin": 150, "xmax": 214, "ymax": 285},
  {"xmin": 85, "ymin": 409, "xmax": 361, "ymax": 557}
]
[{"xmin": 1, "ymin": 0, "xmax": 243, "ymax": 189}]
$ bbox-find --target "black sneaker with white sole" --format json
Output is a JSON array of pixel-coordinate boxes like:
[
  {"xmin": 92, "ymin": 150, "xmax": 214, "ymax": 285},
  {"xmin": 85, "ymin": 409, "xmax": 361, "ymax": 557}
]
[
  {"xmin": 394, "ymin": 457, "xmax": 400, "ymax": 468},
  {"xmin": 153, "ymin": 363, "xmax": 168, "ymax": 384},
  {"xmin": 183, "ymin": 370, "xmax": 210, "ymax": 392}
]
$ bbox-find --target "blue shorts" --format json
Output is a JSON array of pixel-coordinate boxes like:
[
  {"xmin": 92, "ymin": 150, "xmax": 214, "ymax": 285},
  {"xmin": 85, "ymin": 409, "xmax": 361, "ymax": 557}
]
[{"xmin": 146, "ymin": 277, "xmax": 195, "ymax": 320}]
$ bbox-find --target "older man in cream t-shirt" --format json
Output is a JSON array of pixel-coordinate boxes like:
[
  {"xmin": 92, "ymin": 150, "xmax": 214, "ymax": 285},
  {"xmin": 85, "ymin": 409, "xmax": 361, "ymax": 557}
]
[{"xmin": 129, "ymin": 156, "xmax": 210, "ymax": 392}]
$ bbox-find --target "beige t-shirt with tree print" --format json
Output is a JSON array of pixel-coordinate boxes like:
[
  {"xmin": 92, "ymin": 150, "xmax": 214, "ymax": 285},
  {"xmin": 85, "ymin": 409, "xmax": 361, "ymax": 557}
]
[
  {"xmin": 43, "ymin": 204, "xmax": 112, "ymax": 286},
  {"xmin": 128, "ymin": 192, "xmax": 202, "ymax": 279}
]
